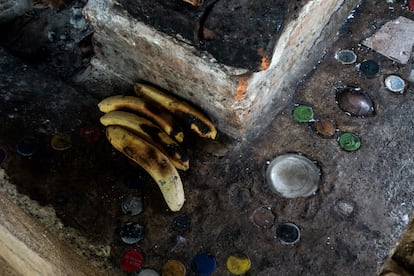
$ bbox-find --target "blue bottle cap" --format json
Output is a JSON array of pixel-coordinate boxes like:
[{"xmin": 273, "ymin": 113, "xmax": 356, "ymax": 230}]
[
  {"xmin": 359, "ymin": 60, "xmax": 379, "ymax": 77},
  {"xmin": 120, "ymin": 222, "xmax": 144, "ymax": 244},
  {"xmin": 16, "ymin": 137, "xmax": 40, "ymax": 157},
  {"xmin": 191, "ymin": 252, "xmax": 216, "ymax": 276}
]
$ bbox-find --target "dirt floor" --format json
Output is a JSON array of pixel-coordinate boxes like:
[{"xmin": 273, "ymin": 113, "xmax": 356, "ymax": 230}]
[{"xmin": 1, "ymin": 0, "xmax": 414, "ymax": 275}]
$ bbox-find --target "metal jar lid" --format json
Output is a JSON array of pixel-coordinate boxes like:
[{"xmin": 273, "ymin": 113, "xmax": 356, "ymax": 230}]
[{"xmin": 265, "ymin": 154, "xmax": 320, "ymax": 198}]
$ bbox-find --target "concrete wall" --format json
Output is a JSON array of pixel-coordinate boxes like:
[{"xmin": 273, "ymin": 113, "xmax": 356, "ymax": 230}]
[{"xmin": 84, "ymin": 0, "xmax": 360, "ymax": 139}]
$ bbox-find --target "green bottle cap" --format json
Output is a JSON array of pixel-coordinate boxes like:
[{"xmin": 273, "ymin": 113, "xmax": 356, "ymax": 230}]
[
  {"xmin": 292, "ymin": 105, "xmax": 314, "ymax": 123},
  {"xmin": 338, "ymin": 132, "xmax": 361, "ymax": 152}
]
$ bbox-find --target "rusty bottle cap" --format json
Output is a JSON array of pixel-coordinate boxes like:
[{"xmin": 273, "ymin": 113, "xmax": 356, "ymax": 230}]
[{"xmin": 162, "ymin": 259, "xmax": 186, "ymax": 276}]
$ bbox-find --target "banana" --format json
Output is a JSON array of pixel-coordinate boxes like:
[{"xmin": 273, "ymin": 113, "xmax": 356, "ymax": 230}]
[
  {"xmin": 100, "ymin": 111, "xmax": 189, "ymax": 171},
  {"xmin": 134, "ymin": 83, "xmax": 217, "ymax": 139},
  {"xmin": 106, "ymin": 125, "xmax": 185, "ymax": 212},
  {"xmin": 98, "ymin": 95, "xmax": 185, "ymax": 143}
]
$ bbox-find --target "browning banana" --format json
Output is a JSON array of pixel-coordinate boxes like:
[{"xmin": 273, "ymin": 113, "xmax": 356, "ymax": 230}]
[
  {"xmin": 106, "ymin": 125, "xmax": 185, "ymax": 211},
  {"xmin": 134, "ymin": 83, "xmax": 217, "ymax": 139},
  {"xmin": 100, "ymin": 111, "xmax": 189, "ymax": 171},
  {"xmin": 98, "ymin": 95, "xmax": 185, "ymax": 143}
]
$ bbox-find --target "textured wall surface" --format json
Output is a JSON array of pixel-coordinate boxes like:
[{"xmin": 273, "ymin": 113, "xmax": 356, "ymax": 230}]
[{"xmin": 84, "ymin": 0, "xmax": 359, "ymax": 138}]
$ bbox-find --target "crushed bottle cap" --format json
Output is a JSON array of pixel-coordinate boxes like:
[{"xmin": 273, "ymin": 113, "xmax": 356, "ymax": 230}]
[
  {"xmin": 252, "ymin": 206, "xmax": 275, "ymax": 229},
  {"xmin": 276, "ymin": 222, "xmax": 301, "ymax": 245},
  {"xmin": 121, "ymin": 196, "xmax": 143, "ymax": 216},
  {"xmin": 16, "ymin": 137, "xmax": 40, "ymax": 157},
  {"xmin": 120, "ymin": 222, "xmax": 144, "ymax": 244},
  {"xmin": 120, "ymin": 249, "xmax": 144, "ymax": 272},
  {"xmin": 226, "ymin": 253, "xmax": 251, "ymax": 275},
  {"xmin": 161, "ymin": 260, "xmax": 186, "ymax": 276},
  {"xmin": 137, "ymin": 268, "xmax": 160, "ymax": 276},
  {"xmin": 292, "ymin": 105, "xmax": 314, "ymax": 123},
  {"xmin": 80, "ymin": 125, "xmax": 101, "ymax": 143},
  {"xmin": 191, "ymin": 252, "xmax": 216, "ymax": 276},
  {"xmin": 335, "ymin": 49, "xmax": 357, "ymax": 65},
  {"xmin": 384, "ymin": 75, "xmax": 405, "ymax": 94},
  {"xmin": 335, "ymin": 199, "xmax": 356, "ymax": 219},
  {"xmin": 0, "ymin": 147, "xmax": 7, "ymax": 164},
  {"xmin": 50, "ymin": 133, "xmax": 72, "ymax": 151},
  {"xmin": 338, "ymin": 132, "xmax": 361, "ymax": 152},
  {"xmin": 359, "ymin": 60, "xmax": 380, "ymax": 78},
  {"xmin": 171, "ymin": 214, "xmax": 191, "ymax": 234}
]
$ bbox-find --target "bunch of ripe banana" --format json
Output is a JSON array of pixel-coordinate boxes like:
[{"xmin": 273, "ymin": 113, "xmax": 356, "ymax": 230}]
[{"xmin": 98, "ymin": 82, "xmax": 217, "ymax": 212}]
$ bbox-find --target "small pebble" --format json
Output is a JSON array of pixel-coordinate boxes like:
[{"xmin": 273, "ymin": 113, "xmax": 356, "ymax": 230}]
[
  {"xmin": 47, "ymin": 31, "xmax": 56, "ymax": 42},
  {"xmin": 70, "ymin": 7, "xmax": 87, "ymax": 29},
  {"xmin": 335, "ymin": 199, "xmax": 355, "ymax": 219}
]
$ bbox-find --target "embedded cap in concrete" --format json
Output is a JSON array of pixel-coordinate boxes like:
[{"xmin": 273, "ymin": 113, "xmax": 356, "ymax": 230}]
[
  {"xmin": 384, "ymin": 75, "xmax": 405, "ymax": 94},
  {"xmin": 266, "ymin": 154, "xmax": 320, "ymax": 198}
]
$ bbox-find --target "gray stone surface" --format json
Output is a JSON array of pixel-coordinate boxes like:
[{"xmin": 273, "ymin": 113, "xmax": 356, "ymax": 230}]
[{"xmin": 363, "ymin": 16, "xmax": 414, "ymax": 64}]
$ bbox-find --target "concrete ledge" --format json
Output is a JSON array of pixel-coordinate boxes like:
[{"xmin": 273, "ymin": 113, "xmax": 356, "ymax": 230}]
[{"xmin": 84, "ymin": 0, "xmax": 359, "ymax": 138}]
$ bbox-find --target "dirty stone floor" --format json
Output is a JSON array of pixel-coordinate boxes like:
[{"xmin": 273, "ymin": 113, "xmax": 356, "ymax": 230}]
[{"xmin": 1, "ymin": 0, "xmax": 414, "ymax": 275}]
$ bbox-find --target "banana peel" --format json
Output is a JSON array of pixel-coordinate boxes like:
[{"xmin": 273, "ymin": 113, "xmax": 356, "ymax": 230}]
[
  {"xmin": 100, "ymin": 111, "xmax": 189, "ymax": 171},
  {"xmin": 106, "ymin": 125, "xmax": 185, "ymax": 212},
  {"xmin": 98, "ymin": 95, "xmax": 185, "ymax": 143},
  {"xmin": 134, "ymin": 83, "xmax": 217, "ymax": 140}
]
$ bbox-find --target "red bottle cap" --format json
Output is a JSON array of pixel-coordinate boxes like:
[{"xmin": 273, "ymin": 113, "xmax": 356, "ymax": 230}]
[
  {"xmin": 80, "ymin": 125, "xmax": 101, "ymax": 143},
  {"xmin": 120, "ymin": 249, "xmax": 144, "ymax": 272}
]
